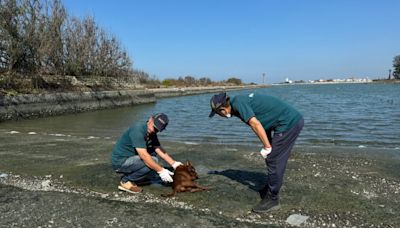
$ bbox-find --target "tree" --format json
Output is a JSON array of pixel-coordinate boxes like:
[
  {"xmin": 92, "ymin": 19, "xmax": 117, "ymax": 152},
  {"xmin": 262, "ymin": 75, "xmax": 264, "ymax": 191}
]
[
  {"xmin": 226, "ymin": 77, "xmax": 242, "ymax": 85},
  {"xmin": 39, "ymin": 0, "xmax": 66, "ymax": 75},
  {"xmin": 183, "ymin": 76, "xmax": 196, "ymax": 86},
  {"xmin": 0, "ymin": 0, "xmax": 135, "ymax": 79},
  {"xmin": 0, "ymin": 0, "xmax": 44, "ymax": 74},
  {"xmin": 393, "ymin": 55, "xmax": 400, "ymax": 80},
  {"xmin": 199, "ymin": 77, "xmax": 211, "ymax": 86}
]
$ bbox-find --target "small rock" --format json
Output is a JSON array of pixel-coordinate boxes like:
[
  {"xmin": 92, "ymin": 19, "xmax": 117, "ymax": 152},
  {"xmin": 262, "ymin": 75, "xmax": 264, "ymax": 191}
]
[
  {"xmin": 41, "ymin": 180, "xmax": 51, "ymax": 188},
  {"xmin": 286, "ymin": 214, "xmax": 309, "ymax": 227},
  {"xmin": 101, "ymin": 193, "xmax": 109, "ymax": 198},
  {"xmin": 0, "ymin": 173, "xmax": 8, "ymax": 178}
]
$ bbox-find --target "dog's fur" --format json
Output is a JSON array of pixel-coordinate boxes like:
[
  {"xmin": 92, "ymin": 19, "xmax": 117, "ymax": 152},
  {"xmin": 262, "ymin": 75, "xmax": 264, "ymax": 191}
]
[{"xmin": 161, "ymin": 161, "xmax": 208, "ymax": 197}]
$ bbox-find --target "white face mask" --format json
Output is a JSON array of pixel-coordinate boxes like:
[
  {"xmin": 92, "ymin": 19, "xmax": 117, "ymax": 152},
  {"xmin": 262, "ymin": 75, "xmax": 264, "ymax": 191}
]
[{"xmin": 225, "ymin": 113, "xmax": 232, "ymax": 118}]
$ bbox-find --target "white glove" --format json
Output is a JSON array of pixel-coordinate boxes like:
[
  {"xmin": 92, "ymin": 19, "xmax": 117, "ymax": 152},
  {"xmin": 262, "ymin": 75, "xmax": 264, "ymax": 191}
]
[
  {"xmin": 157, "ymin": 168, "xmax": 174, "ymax": 183},
  {"xmin": 172, "ymin": 161, "xmax": 183, "ymax": 170},
  {"xmin": 260, "ymin": 147, "xmax": 272, "ymax": 159}
]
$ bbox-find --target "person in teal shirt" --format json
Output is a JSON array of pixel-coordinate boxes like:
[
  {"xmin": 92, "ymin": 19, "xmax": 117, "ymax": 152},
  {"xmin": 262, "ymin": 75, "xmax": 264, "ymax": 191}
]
[
  {"xmin": 111, "ymin": 113, "xmax": 183, "ymax": 193},
  {"xmin": 209, "ymin": 92, "xmax": 304, "ymax": 213}
]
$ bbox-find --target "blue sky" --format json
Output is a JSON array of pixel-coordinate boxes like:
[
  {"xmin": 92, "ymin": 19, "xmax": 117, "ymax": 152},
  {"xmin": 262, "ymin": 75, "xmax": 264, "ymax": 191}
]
[{"xmin": 63, "ymin": 0, "xmax": 399, "ymax": 83}]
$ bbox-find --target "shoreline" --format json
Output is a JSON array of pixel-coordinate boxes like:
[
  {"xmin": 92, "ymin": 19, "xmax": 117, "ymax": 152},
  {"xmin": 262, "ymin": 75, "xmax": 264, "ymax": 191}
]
[
  {"xmin": 0, "ymin": 85, "xmax": 265, "ymax": 122},
  {"xmin": 1, "ymin": 141, "xmax": 399, "ymax": 227}
]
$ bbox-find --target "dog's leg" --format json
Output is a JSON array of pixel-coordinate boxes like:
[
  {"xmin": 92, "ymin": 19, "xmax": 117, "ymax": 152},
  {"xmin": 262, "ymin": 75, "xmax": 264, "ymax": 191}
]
[
  {"xmin": 192, "ymin": 182, "xmax": 209, "ymax": 190},
  {"xmin": 161, "ymin": 189, "xmax": 177, "ymax": 197},
  {"xmin": 186, "ymin": 183, "xmax": 209, "ymax": 193},
  {"xmin": 189, "ymin": 188, "xmax": 204, "ymax": 193}
]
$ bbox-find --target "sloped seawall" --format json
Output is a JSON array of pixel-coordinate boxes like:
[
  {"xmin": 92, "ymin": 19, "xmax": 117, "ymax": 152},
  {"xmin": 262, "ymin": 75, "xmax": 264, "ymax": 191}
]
[
  {"xmin": 0, "ymin": 85, "xmax": 262, "ymax": 121},
  {"xmin": 0, "ymin": 90, "xmax": 155, "ymax": 121}
]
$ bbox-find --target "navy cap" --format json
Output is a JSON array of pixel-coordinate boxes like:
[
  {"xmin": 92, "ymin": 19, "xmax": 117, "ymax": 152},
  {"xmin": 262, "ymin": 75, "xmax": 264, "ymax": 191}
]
[
  {"xmin": 209, "ymin": 92, "xmax": 228, "ymax": 118},
  {"xmin": 153, "ymin": 113, "xmax": 169, "ymax": 132}
]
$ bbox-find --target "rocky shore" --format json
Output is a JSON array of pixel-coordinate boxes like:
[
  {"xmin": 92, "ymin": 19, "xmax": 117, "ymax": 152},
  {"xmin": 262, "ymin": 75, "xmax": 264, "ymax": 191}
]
[
  {"xmin": 0, "ymin": 128, "xmax": 399, "ymax": 227},
  {"xmin": 0, "ymin": 85, "xmax": 263, "ymax": 122}
]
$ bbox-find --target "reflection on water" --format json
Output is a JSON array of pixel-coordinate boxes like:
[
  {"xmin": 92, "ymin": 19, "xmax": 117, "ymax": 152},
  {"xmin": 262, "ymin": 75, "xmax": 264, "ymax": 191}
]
[{"xmin": 0, "ymin": 83, "xmax": 399, "ymax": 149}]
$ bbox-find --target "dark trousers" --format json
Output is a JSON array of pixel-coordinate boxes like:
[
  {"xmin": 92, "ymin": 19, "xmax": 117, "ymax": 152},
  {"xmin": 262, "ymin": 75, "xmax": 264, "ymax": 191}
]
[{"xmin": 265, "ymin": 118, "xmax": 304, "ymax": 199}]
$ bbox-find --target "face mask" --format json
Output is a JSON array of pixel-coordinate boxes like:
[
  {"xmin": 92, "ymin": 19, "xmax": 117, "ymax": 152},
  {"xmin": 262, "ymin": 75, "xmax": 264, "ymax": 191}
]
[{"xmin": 225, "ymin": 113, "xmax": 232, "ymax": 118}]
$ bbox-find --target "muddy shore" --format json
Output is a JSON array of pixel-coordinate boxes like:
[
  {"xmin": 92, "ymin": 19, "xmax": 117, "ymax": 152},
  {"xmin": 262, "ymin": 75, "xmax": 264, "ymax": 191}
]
[{"xmin": 1, "ymin": 130, "xmax": 399, "ymax": 227}]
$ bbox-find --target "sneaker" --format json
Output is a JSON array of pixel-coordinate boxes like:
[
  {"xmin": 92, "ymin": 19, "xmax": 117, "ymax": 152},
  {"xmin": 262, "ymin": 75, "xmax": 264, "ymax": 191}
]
[
  {"xmin": 258, "ymin": 185, "xmax": 268, "ymax": 199},
  {"xmin": 252, "ymin": 197, "xmax": 280, "ymax": 213},
  {"xmin": 118, "ymin": 181, "xmax": 143, "ymax": 194}
]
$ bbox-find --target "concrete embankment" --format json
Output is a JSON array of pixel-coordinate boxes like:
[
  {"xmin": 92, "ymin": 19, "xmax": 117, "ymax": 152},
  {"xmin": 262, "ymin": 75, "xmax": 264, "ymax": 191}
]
[{"xmin": 0, "ymin": 85, "xmax": 263, "ymax": 121}]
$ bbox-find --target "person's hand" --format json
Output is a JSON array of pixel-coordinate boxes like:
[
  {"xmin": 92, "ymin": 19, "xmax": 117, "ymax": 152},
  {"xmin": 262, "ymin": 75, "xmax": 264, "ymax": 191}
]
[
  {"xmin": 260, "ymin": 147, "xmax": 272, "ymax": 159},
  {"xmin": 172, "ymin": 161, "xmax": 183, "ymax": 170},
  {"xmin": 157, "ymin": 168, "xmax": 174, "ymax": 182}
]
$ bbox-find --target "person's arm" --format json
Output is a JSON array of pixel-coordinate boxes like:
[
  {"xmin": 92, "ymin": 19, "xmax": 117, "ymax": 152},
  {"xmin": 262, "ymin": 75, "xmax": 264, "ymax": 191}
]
[
  {"xmin": 155, "ymin": 146, "xmax": 182, "ymax": 169},
  {"xmin": 136, "ymin": 148, "xmax": 164, "ymax": 172},
  {"xmin": 248, "ymin": 117, "xmax": 272, "ymax": 149}
]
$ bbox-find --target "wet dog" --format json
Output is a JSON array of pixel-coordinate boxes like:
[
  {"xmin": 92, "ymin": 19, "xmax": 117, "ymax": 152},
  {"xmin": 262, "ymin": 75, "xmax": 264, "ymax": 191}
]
[{"xmin": 161, "ymin": 161, "xmax": 209, "ymax": 197}]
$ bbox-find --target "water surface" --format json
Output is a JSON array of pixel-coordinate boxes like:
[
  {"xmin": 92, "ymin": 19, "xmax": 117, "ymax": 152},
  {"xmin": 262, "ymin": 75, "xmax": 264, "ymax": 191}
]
[{"xmin": 1, "ymin": 83, "xmax": 399, "ymax": 149}]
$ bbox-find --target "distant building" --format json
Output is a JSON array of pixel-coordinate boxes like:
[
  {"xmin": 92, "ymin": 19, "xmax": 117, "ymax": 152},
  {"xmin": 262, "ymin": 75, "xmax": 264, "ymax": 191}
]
[{"xmin": 285, "ymin": 78, "xmax": 293, "ymax": 84}]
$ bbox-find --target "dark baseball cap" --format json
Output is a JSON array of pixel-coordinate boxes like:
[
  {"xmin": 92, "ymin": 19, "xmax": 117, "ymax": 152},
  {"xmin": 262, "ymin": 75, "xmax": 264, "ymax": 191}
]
[
  {"xmin": 153, "ymin": 113, "xmax": 169, "ymax": 132},
  {"xmin": 209, "ymin": 92, "xmax": 229, "ymax": 118}
]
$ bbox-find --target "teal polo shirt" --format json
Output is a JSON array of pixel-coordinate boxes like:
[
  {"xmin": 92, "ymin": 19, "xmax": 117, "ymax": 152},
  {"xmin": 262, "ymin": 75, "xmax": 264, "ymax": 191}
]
[
  {"xmin": 111, "ymin": 122, "xmax": 160, "ymax": 166},
  {"xmin": 230, "ymin": 92, "xmax": 302, "ymax": 133}
]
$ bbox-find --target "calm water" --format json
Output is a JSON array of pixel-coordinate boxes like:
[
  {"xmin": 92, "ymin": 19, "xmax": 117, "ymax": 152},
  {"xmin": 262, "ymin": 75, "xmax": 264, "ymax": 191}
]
[{"xmin": 1, "ymin": 83, "xmax": 399, "ymax": 150}]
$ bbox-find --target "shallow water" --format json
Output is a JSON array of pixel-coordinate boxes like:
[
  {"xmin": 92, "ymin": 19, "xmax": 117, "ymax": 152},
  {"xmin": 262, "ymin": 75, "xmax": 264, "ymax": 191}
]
[{"xmin": 1, "ymin": 83, "xmax": 399, "ymax": 150}]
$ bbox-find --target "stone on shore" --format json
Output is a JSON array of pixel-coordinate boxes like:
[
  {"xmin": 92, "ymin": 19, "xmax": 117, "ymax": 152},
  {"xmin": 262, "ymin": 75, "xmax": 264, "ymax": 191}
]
[{"xmin": 286, "ymin": 214, "xmax": 309, "ymax": 226}]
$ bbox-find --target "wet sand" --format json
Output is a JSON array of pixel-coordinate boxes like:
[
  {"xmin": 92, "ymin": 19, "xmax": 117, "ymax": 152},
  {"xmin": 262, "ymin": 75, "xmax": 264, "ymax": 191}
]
[{"xmin": 0, "ymin": 131, "xmax": 399, "ymax": 227}]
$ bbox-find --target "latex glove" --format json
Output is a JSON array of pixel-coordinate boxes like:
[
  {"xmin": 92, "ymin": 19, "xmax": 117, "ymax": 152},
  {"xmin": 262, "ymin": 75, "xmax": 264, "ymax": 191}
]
[
  {"xmin": 260, "ymin": 147, "xmax": 272, "ymax": 159},
  {"xmin": 172, "ymin": 161, "xmax": 183, "ymax": 170},
  {"xmin": 157, "ymin": 168, "xmax": 174, "ymax": 183}
]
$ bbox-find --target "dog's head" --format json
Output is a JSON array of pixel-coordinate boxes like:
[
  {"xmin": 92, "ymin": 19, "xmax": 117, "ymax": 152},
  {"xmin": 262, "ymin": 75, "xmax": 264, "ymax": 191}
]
[{"xmin": 183, "ymin": 161, "xmax": 199, "ymax": 180}]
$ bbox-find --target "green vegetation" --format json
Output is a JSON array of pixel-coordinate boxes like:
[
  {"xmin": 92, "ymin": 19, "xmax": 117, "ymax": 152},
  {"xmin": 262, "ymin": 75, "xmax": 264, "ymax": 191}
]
[
  {"xmin": 0, "ymin": 0, "xmax": 140, "ymax": 93},
  {"xmin": 0, "ymin": 0, "xmax": 249, "ymax": 95},
  {"xmin": 160, "ymin": 76, "xmax": 243, "ymax": 87}
]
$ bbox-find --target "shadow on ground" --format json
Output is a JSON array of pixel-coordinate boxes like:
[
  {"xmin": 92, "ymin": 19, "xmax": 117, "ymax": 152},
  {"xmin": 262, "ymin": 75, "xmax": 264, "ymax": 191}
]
[{"xmin": 208, "ymin": 169, "xmax": 266, "ymax": 193}]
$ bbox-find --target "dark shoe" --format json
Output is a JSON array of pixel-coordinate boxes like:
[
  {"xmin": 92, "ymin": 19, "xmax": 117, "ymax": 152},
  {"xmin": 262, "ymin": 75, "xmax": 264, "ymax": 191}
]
[
  {"xmin": 258, "ymin": 185, "xmax": 268, "ymax": 199},
  {"xmin": 252, "ymin": 197, "xmax": 280, "ymax": 213}
]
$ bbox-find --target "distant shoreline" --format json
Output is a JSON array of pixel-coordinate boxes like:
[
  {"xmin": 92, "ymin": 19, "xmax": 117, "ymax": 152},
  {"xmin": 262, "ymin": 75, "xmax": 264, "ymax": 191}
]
[
  {"xmin": 272, "ymin": 79, "xmax": 400, "ymax": 86},
  {"xmin": 0, "ymin": 85, "xmax": 266, "ymax": 122}
]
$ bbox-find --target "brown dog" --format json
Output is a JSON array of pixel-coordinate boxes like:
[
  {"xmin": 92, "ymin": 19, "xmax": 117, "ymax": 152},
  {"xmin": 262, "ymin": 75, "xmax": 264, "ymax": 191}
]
[{"xmin": 161, "ymin": 161, "xmax": 208, "ymax": 197}]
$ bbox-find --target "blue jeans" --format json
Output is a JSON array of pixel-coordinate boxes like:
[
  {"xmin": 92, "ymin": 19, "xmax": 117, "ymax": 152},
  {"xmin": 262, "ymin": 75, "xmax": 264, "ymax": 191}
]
[{"xmin": 114, "ymin": 155, "xmax": 158, "ymax": 183}]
